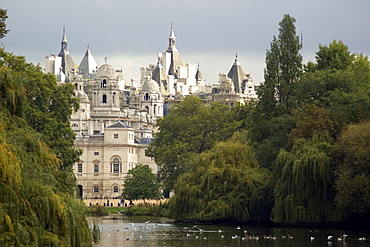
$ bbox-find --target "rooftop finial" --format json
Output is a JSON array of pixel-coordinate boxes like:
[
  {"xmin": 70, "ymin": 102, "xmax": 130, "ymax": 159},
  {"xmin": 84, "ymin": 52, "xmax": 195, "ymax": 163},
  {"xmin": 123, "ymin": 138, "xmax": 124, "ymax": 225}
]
[
  {"xmin": 104, "ymin": 56, "xmax": 108, "ymax": 64},
  {"xmin": 169, "ymin": 21, "xmax": 175, "ymax": 39}
]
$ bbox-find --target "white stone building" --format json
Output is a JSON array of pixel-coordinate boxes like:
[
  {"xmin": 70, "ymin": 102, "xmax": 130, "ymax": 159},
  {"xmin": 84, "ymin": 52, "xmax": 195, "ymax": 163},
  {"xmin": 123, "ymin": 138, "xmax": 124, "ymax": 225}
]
[
  {"xmin": 45, "ymin": 26, "xmax": 258, "ymax": 200},
  {"xmin": 74, "ymin": 121, "xmax": 157, "ymax": 199}
]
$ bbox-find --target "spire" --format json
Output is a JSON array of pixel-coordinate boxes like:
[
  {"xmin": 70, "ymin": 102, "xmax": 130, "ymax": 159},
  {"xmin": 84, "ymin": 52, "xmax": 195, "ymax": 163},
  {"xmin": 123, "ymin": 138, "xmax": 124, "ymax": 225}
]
[
  {"xmin": 58, "ymin": 26, "xmax": 76, "ymax": 78},
  {"xmin": 61, "ymin": 26, "xmax": 68, "ymax": 50},
  {"xmin": 167, "ymin": 22, "xmax": 176, "ymax": 51},
  {"xmin": 195, "ymin": 63, "xmax": 203, "ymax": 80},
  {"xmin": 234, "ymin": 52, "xmax": 240, "ymax": 65}
]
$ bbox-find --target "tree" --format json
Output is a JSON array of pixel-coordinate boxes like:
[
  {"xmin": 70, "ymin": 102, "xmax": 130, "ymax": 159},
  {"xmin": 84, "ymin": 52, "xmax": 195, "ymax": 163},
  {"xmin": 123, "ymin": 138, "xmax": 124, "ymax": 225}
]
[
  {"xmin": 288, "ymin": 104, "xmax": 334, "ymax": 145},
  {"xmin": 0, "ymin": 48, "xmax": 81, "ymax": 194},
  {"xmin": 258, "ymin": 14, "xmax": 302, "ymax": 116},
  {"xmin": 315, "ymin": 40, "xmax": 355, "ymax": 71},
  {"xmin": 0, "ymin": 40, "xmax": 97, "ymax": 244},
  {"xmin": 121, "ymin": 165, "xmax": 162, "ymax": 203},
  {"xmin": 272, "ymin": 133, "xmax": 336, "ymax": 224},
  {"xmin": 294, "ymin": 42, "xmax": 370, "ymax": 135},
  {"xmin": 0, "ymin": 7, "xmax": 8, "ymax": 39},
  {"xmin": 147, "ymin": 96, "xmax": 240, "ymax": 193},
  {"xmin": 170, "ymin": 132, "xmax": 273, "ymax": 222},
  {"xmin": 334, "ymin": 121, "xmax": 370, "ymax": 218}
]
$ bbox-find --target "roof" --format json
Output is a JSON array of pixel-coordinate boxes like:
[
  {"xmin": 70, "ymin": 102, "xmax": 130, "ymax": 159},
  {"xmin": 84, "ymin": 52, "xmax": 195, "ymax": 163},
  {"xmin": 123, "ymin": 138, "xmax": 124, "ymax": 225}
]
[
  {"xmin": 227, "ymin": 54, "xmax": 247, "ymax": 94},
  {"xmin": 152, "ymin": 58, "xmax": 168, "ymax": 88},
  {"xmin": 142, "ymin": 79, "xmax": 160, "ymax": 92},
  {"xmin": 57, "ymin": 28, "xmax": 76, "ymax": 76},
  {"xmin": 196, "ymin": 64, "xmax": 203, "ymax": 80},
  {"xmin": 79, "ymin": 46, "xmax": 98, "ymax": 79},
  {"xmin": 96, "ymin": 62, "xmax": 115, "ymax": 79},
  {"xmin": 106, "ymin": 121, "xmax": 132, "ymax": 129}
]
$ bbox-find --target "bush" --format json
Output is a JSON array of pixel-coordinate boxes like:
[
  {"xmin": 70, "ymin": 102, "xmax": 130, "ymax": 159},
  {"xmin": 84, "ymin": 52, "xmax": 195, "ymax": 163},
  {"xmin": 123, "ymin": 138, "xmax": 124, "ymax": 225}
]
[{"xmin": 89, "ymin": 205, "xmax": 108, "ymax": 216}]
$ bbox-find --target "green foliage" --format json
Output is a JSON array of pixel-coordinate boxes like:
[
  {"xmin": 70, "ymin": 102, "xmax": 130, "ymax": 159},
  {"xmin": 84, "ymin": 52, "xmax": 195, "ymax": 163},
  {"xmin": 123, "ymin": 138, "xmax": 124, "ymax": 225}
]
[
  {"xmin": 0, "ymin": 40, "xmax": 95, "ymax": 244},
  {"xmin": 272, "ymin": 133, "xmax": 336, "ymax": 224},
  {"xmin": 121, "ymin": 165, "xmax": 162, "ymax": 202},
  {"xmin": 288, "ymin": 105, "xmax": 334, "ymax": 145},
  {"xmin": 253, "ymin": 114, "xmax": 297, "ymax": 169},
  {"xmin": 0, "ymin": 8, "xmax": 8, "ymax": 39},
  {"xmin": 259, "ymin": 14, "xmax": 302, "ymax": 116},
  {"xmin": 147, "ymin": 96, "xmax": 240, "ymax": 192},
  {"xmin": 0, "ymin": 48, "xmax": 81, "ymax": 172},
  {"xmin": 170, "ymin": 135, "xmax": 273, "ymax": 223},
  {"xmin": 294, "ymin": 42, "xmax": 370, "ymax": 136},
  {"xmin": 0, "ymin": 116, "xmax": 95, "ymax": 246},
  {"xmin": 334, "ymin": 121, "xmax": 370, "ymax": 216},
  {"xmin": 89, "ymin": 205, "xmax": 108, "ymax": 216},
  {"xmin": 315, "ymin": 40, "xmax": 355, "ymax": 71}
]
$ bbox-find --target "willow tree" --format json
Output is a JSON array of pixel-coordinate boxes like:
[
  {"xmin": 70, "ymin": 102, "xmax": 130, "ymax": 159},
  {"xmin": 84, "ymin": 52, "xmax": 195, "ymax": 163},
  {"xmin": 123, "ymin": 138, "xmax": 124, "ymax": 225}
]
[
  {"xmin": 0, "ymin": 45, "xmax": 97, "ymax": 244},
  {"xmin": 0, "ymin": 116, "xmax": 96, "ymax": 246},
  {"xmin": 272, "ymin": 133, "xmax": 337, "ymax": 224},
  {"xmin": 147, "ymin": 96, "xmax": 240, "ymax": 194},
  {"xmin": 170, "ymin": 132, "xmax": 273, "ymax": 222}
]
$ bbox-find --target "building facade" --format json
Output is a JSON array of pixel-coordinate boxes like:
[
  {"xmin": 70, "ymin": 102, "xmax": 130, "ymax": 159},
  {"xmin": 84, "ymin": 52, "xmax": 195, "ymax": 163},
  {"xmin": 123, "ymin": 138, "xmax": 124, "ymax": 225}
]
[{"xmin": 45, "ymin": 26, "xmax": 258, "ymax": 199}]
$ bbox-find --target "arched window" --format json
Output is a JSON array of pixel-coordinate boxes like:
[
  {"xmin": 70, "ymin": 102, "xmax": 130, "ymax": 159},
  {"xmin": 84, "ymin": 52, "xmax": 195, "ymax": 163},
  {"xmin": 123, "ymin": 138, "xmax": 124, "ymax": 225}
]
[
  {"xmin": 145, "ymin": 93, "xmax": 150, "ymax": 101},
  {"xmin": 101, "ymin": 79, "xmax": 107, "ymax": 88},
  {"xmin": 113, "ymin": 186, "xmax": 119, "ymax": 193},
  {"xmin": 111, "ymin": 158, "xmax": 121, "ymax": 173},
  {"xmin": 93, "ymin": 186, "xmax": 99, "ymax": 193},
  {"xmin": 102, "ymin": 94, "xmax": 107, "ymax": 103}
]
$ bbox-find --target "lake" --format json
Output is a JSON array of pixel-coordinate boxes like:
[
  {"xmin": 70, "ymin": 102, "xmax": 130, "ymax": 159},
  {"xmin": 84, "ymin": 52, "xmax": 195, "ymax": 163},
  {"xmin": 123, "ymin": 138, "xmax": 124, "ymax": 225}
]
[{"xmin": 90, "ymin": 215, "xmax": 370, "ymax": 247}]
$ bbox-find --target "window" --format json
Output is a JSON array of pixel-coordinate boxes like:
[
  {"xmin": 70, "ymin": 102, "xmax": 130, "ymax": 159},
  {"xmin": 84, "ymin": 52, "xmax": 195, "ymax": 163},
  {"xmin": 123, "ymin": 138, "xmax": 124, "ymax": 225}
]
[
  {"xmin": 94, "ymin": 164, "xmax": 99, "ymax": 173},
  {"xmin": 128, "ymin": 163, "xmax": 136, "ymax": 170},
  {"xmin": 102, "ymin": 94, "xmax": 107, "ymax": 103},
  {"xmin": 77, "ymin": 163, "xmax": 82, "ymax": 173},
  {"xmin": 94, "ymin": 152, "xmax": 99, "ymax": 155},
  {"xmin": 101, "ymin": 79, "xmax": 107, "ymax": 88},
  {"xmin": 113, "ymin": 186, "xmax": 119, "ymax": 193},
  {"xmin": 113, "ymin": 158, "xmax": 120, "ymax": 173},
  {"xmin": 114, "ymin": 134, "xmax": 119, "ymax": 139},
  {"xmin": 93, "ymin": 186, "xmax": 99, "ymax": 193}
]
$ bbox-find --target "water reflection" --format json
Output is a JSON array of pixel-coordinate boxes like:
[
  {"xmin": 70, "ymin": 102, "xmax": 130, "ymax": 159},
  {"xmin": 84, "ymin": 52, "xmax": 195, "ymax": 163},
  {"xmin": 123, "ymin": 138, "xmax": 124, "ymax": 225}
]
[{"xmin": 90, "ymin": 215, "xmax": 370, "ymax": 247}]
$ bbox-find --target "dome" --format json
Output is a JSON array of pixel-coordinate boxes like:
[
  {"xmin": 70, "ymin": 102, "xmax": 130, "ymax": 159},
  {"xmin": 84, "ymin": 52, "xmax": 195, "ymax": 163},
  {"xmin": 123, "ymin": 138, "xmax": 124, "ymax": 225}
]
[
  {"xmin": 96, "ymin": 63, "xmax": 115, "ymax": 79},
  {"xmin": 142, "ymin": 79, "xmax": 159, "ymax": 92}
]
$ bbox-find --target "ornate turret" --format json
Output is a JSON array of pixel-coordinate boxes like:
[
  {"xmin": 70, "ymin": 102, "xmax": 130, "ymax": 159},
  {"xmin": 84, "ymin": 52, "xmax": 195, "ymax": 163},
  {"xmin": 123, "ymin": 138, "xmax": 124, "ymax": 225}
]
[
  {"xmin": 57, "ymin": 26, "xmax": 76, "ymax": 80},
  {"xmin": 167, "ymin": 22, "xmax": 177, "ymax": 52}
]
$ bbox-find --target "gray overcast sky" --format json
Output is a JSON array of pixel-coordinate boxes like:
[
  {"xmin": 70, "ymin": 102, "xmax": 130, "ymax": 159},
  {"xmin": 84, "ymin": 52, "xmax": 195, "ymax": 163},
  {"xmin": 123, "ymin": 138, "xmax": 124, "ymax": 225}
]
[{"xmin": 1, "ymin": 0, "xmax": 369, "ymax": 84}]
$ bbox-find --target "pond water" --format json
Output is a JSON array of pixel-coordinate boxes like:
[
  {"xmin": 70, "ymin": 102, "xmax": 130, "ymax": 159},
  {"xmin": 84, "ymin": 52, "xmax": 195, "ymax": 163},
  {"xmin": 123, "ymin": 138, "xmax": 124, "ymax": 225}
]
[{"xmin": 90, "ymin": 215, "xmax": 370, "ymax": 247}]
